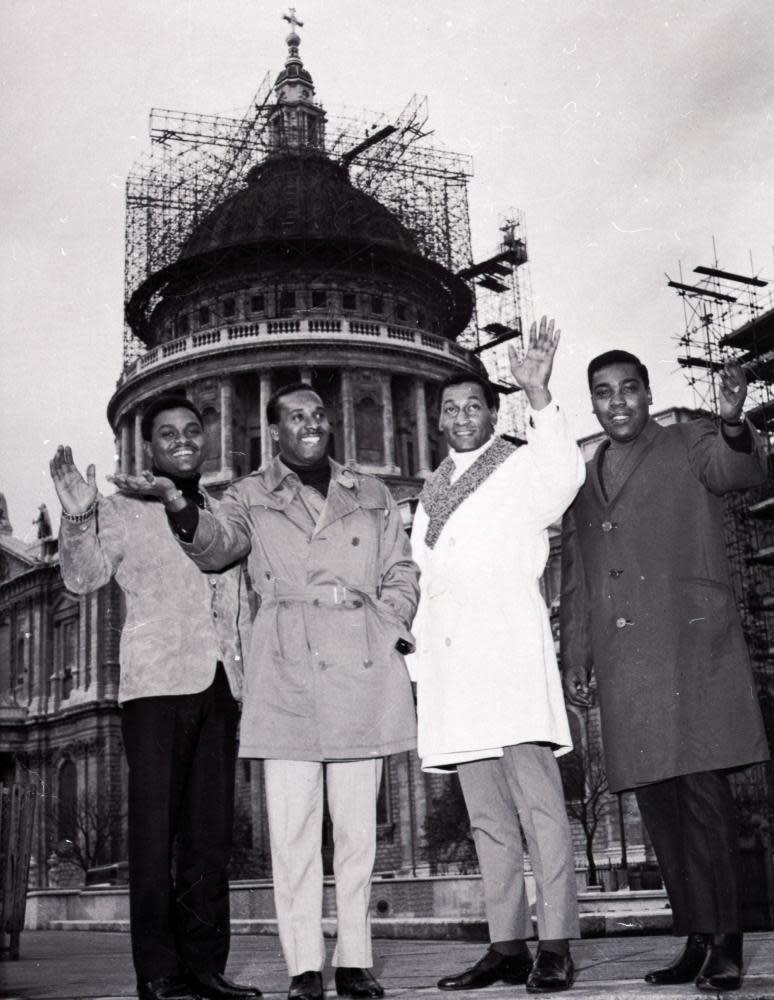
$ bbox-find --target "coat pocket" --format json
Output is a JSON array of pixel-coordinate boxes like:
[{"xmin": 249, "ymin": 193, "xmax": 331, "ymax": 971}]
[{"xmin": 675, "ymin": 577, "xmax": 735, "ymax": 664}]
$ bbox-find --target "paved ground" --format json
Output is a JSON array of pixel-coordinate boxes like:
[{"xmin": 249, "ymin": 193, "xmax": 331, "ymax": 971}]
[{"xmin": 2, "ymin": 931, "xmax": 774, "ymax": 1000}]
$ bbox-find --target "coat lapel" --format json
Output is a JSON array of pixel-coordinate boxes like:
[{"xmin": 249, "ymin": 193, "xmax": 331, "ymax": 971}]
[
  {"xmin": 314, "ymin": 463, "xmax": 366, "ymax": 534},
  {"xmin": 592, "ymin": 419, "xmax": 663, "ymax": 508}
]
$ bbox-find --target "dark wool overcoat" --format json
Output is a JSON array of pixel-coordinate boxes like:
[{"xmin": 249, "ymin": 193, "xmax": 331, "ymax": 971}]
[{"xmin": 560, "ymin": 417, "xmax": 770, "ymax": 792}]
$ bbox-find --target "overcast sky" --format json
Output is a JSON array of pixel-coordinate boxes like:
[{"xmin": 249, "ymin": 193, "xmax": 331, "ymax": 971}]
[{"xmin": 2, "ymin": 0, "xmax": 772, "ymax": 541}]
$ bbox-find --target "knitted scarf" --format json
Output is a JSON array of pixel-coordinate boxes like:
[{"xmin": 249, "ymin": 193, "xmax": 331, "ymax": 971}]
[{"xmin": 419, "ymin": 436, "xmax": 516, "ymax": 549}]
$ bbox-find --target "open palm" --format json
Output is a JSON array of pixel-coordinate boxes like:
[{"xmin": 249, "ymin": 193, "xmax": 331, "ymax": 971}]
[
  {"xmin": 508, "ymin": 315, "xmax": 560, "ymax": 392},
  {"xmin": 718, "ymin": 360, "xmax": 747, "ymax": 423},
  {"xmin": 50, "ymin": 446, "xmax": 98, "ymax": 515}
]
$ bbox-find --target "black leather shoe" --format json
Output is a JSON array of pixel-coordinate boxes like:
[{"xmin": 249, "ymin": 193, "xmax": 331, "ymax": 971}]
[
  {"xmin": 526, "ymin": 950, "xmax": 574, "ymax": 993},
  {"xmin": 188, "ymin": 971, "xmax": 262, "ymax": 999},
  {"xmin": 335, "ymin": 968, "xmax": 385, "ymax": 999},
  {"xmin": 643, "ymin": 933, "xmax": 710, "ymax": 985},
  {"xmin": 138, "ymin": 976, "xmax": 202, "ymax": 1000},
  {"xmin": 438, "ymin": 948, "xmax": 534, "ymax": 990},
  {"xmin": 695, "ymin": 933, "xmax": 743, "ymax": 992},
  {"xmin": 288, "ymin": 971, "xmax": 324, "ymax": 1000}
]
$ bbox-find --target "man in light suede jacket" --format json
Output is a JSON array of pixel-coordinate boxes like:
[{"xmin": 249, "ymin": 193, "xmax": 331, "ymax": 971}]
[
  {"xmin": 51, "ymin": 395, "xmax": 259, "ymax": 1000},
  {"xmin": 111, "ymin": 383, "xmax": 419, "ymax": 1000}
]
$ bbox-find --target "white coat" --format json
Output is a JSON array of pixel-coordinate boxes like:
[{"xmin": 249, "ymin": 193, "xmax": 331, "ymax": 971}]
[{"xmin": 409, "ymin": 403, "xmax": 586, "ymax": 771}]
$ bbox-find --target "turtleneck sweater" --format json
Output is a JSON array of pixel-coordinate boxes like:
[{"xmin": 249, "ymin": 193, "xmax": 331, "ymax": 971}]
[
  {"xmin": 281, "ymin": 454, "xmax": 332, "ymax": 497},
  {"xmin": 153, "ymin": 467, "xmax": 204, "ymax": 509}
]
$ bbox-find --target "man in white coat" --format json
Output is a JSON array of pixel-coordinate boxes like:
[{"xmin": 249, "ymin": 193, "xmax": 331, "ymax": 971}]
[{"xmin": 410, "ymin": 318, "xmax": 585, "ymax": 993}]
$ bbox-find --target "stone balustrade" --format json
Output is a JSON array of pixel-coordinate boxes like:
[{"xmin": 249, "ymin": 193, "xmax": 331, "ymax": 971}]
[{"xmin": 120, "ymin": 318, "xmax": 473, "ymax": 386}]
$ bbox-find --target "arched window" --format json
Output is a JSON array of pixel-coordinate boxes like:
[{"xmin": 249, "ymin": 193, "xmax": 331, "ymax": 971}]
[
  {"xmin": 54, "ymin": 614, "xmax": 78, "ymax": 700},
  {"xmin": 355, "ymin": 396, "xmax": 384, "ymax": 465},
  {"xmin": 202, "ymin": 407, "xmax": 221, "ymax": 462},
  {"xmin": 58, "ymin": 759, "xmax": 78, "ymax": 843}
]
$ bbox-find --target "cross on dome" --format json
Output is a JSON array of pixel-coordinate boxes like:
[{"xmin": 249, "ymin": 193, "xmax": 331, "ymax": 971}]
[{"xmin": 282, "ymin": 7, "xmax": 304, "ymax": 32}]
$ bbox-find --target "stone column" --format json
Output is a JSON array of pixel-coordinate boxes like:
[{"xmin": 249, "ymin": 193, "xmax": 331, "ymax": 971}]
[
  {"xmin": 380, "ymin": 373, "xmax": 398, "ymax": 474},
  {"xmin": 414, "ymin": 378, "xmax": 432, "ymax": 478},
  {"xmin": 340, "ymin": 370, "xmax": 356, "ymax": 465},
  {"xmin": 120, "ymin": 420, "xmax": 131, "ymax": 474},
  {"xmin": 259, "ymin": 373, "xmax": 273, "ymax": 469},
  {"xmin": 220, "ymin": 377, "xmax": 234, "ymax": 478},
  {"xmin": 133, "ymin": 412, "xmax": 144, "ymax": 474}
]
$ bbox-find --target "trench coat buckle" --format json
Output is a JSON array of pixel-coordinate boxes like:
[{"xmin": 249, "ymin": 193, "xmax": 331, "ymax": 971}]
[{"xmin": 331, "ymin": 584, "xmax": 366, "ymax": 609}]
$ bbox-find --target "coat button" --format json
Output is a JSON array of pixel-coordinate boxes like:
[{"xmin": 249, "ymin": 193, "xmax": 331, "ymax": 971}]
[
  {"xmin": 445, "ymin": 637, "xmax": 452, "ymax": 647},
  {"xmin": 351, "ymin": 536, "xmax": 360, "ymax": 546},
  {"xmin": 609, "ymin": 569, "xmax": 623, "ymax": 578},
  {"xmin": 615, "ymin": 617, "xmax": 629, "ymax": 629},
  {"xmin": 319, "ymin": 659, "xmax": 329, "ymax": 670},
  {"xmin": 602, "ymin": 521, "xmax": 614, "ymax": 532},
  {"xmin": 363, "ymin": 658, "xmax": 373, "ymax": 668}
]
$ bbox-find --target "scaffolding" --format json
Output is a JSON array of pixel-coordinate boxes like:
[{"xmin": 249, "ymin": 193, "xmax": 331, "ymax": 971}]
[
  {"xmin": 670, "ymin": 256, "xmax": 774, "ymax": 421},
  {"xmin": 458, "ymin": 214, "xmax": 532, "ymax": 439},
  {"xmin": 123, "ymin": 78, "xmax": 478, "ymax": 366},
  {"xmin": 670, "ymin": 253, "xmax": 774, "ymax": 861}
]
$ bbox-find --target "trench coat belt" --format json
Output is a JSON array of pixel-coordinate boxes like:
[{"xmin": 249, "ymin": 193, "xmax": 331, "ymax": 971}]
[
  {"xmin": 264, "ymin": 582, "xmax": 382, "ymax": 665},
  {"xmin": 266, "ymin": 582, "xmax": 378, "ymax": 609}
]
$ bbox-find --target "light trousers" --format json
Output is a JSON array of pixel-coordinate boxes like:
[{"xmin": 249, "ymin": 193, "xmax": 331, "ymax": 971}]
[
  {"xmin": 264, "ymin": 757, "xmax": 383, "ymax": 975},
  {"xmin": 458, "ymin": 743, "xmax": 580, "ymax": 942}
]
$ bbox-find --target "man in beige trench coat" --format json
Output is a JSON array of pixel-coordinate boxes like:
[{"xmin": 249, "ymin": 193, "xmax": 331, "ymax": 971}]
[{"xmin": 116, "ymin": 383, "xmax": 419, "ymax": 1000}]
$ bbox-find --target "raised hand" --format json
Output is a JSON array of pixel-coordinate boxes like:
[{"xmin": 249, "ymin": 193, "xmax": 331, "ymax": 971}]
[
  {"xmin": 50, "ymin": 446, "xmax": 98, "ymax": 516},
  {"xmin": 107, "ymin": 470, "xmax": 177, "ymax": 503},
  {"xmin": 508, "ymin": 315, "xmax": 560, "ymax": 409},
  {"xmin": 718, "ymin": 360, "xmax": 747, "ymax": 425}
]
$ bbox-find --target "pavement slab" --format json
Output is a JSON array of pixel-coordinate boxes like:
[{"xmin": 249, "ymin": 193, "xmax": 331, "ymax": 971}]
[{"xmin": 1, "ymin": 931, "xmax": 773, "ymax": 1000}]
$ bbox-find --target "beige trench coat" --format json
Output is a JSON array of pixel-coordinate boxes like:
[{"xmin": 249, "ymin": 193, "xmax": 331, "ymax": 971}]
[{"xmin": 180, "ymin": 457, "xmax": 419, "ymax": 761}]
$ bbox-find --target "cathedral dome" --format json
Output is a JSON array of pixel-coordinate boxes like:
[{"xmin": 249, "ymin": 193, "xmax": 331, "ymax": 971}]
[
  {"xmin": 126, "ymin": 149, "xmax": 472, "ymax": 340},
  {"xmin": 178, "ymin": 152, "xmax": 419, "ymax": 261}
]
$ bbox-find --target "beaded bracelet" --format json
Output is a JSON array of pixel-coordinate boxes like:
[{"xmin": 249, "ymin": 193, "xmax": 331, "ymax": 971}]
[{"xmin": 61, "ymin": 501, "xmax": 97, "ymax": 523}]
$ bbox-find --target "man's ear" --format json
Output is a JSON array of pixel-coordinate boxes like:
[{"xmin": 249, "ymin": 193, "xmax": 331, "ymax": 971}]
[
  {"xmin": 269, "ymin": 425, "xmax": 280, "ymax": 443},
  {"xmin": 647, "ymin": 388, "xmax": 653, "ymax": 405}
]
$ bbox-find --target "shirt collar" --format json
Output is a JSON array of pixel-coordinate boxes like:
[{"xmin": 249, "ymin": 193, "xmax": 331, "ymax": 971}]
[{"xmin": 264, "ymin": 454, "xmax": 359, "ymax": 492}]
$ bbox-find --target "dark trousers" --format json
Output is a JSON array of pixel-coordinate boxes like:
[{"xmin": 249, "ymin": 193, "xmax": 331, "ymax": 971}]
[
  {"xmin": 121, "ymin": 664, "xmax": 239, "ymax": 983},
  {"xmin": 634, "ymin": 770, "xmax": 741, "ymax": 936}
]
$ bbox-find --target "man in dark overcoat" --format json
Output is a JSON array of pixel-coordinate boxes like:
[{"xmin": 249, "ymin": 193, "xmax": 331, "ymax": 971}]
[{"xmin": 560, "ymin": 349, "xmax": 769, "ymax": 993}]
